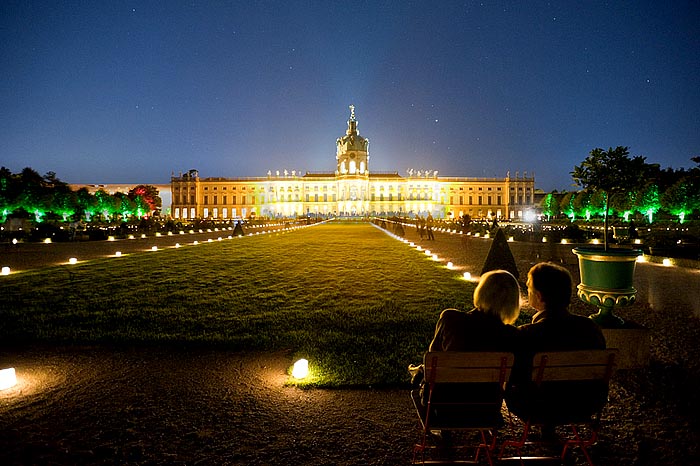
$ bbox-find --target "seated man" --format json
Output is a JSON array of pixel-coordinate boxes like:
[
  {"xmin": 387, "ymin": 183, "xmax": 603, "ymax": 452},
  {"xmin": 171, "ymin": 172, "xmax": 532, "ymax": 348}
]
[{"xmin": 506, "ymin": 262, "xmax": 607, "ymax": 428}]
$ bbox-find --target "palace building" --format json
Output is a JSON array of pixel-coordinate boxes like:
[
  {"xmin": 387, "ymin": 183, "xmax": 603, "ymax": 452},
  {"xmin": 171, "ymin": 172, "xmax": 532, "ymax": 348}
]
[{"xmin": 170, "ymin": 107, "xmax": 535, "ymax": 221}]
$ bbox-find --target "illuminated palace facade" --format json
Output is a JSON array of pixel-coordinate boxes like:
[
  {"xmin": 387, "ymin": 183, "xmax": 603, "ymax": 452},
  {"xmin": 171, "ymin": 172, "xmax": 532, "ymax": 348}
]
[{"xmin": 170, "ymin": 107, "xmax": 535, "ymax": 221}]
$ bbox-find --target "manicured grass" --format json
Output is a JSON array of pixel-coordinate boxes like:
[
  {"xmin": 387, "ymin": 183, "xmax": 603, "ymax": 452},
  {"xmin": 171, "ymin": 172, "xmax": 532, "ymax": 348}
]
[{"xmin": 0, "ymin": 222, "xmax": 474, "ymax": 386}]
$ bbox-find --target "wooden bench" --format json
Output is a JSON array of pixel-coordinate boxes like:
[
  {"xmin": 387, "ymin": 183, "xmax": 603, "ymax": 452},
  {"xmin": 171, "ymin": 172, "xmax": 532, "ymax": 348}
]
[
  {"xmin": 411, "ymin": 351, "xmax": 514, "ymax": 465},
  {"xmin": 499, "ymin": 349, "xmax": 618, "ymax": 465}
]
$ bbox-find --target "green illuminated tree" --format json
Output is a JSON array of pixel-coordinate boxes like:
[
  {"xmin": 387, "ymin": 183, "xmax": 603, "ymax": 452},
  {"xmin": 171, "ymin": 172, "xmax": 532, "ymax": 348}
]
[
  {"xmin": 661, "ymin": 180, "xmax": 692, "ymax": 222},
  {"xmin": 637, "ymin": 183, "xmax": 660, "ymax": 223},
  {"xmin": 540, "ymin": 193, "xmax": 560, "ymax": 220},
  {"xmin": 572, "ymin": 147, "xmax": 648, "ymax": 250},
  {"xmin": 560, "ymin": 192, "xmax": 576, "ymax": 220}
]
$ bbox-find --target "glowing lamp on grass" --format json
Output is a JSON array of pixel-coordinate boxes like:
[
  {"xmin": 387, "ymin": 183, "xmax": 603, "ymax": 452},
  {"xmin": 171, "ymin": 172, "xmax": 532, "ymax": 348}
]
[
  {"xmin": 207, "ymin": 238, "xmax": 213, "ymax": 243},
  {"xmin": 141, "ymin": 234, "xmax": 147, "ymax": 239},
  {"xmin": 432, "ymin": 254, "xmax": 439, "ymax": 261},
  {"xmin": 43, "ymin": 238, "xmax": 52, "ymax": 244},
  {"xmin": 151, "ymin": 246, "xmax": 158, "ymax": 251},
  {"xmin": 175, "ymin": 243, "xmax": 181, "ymax": 248},
  {"xmin": 0, "ymin": 368, "xmax": 17, "ymax": 390},
  {"xmin": 424, "ymin": 250, "xmax": 431, "ymax": 256},
  {"xmin": 636, "ymin": 255, "xmax": 646, "ymax": 263},
  {"xmin": 292, "ymin": 359, "xmax": 309, "ymax": 379},
  {"xmin": 155, "ymin": 232, "xmax": 162, "ymax": 237},
  {"xmin": 446, "ymin": 262, "xmax": 454, "ymax": 269},
  {"xmin": 108, "ymin": 236, "xmax": 115, "ymax": 241},
  {"xmin": 542, "ymin": 237, "xmax": 547, "ymax": 243},
  {"xmin": 508, "ymin": 237, "xmax": 514, "ymax": 242},
  {"xmin": 592, "ymin": 239, "xmax": 600, "ymax": 245},
  {"xmin": 416, "ymin": 246, "xmax": 422, "ymax": 251},
  {"xmin": 561, "ymin": 239, "xmax": 568, "ymax": 244},
  {"xmin": 193, "ymin": 241, "xmax": 199, "ymax": 245},
  {"xmin": 128, "ymin": 235, "xmax": 135, "ymax": 240},
  {"xmin": 68, "ymin": 257, "xmax": 78, "ymax": 265},
  {"xmin": 463, "ymin": 272, "xmax": 472, "ymax": 280},
  {"xmin": 1, "ymin": 266, "xmax": 10, "ymax": 276},
  {"xmin": 115, "ymin": 251, "xmax": 122, "ymax": 257},
  {"xmin": 662, "ymin": 258, "xmax": 672, "ymax": 267}
]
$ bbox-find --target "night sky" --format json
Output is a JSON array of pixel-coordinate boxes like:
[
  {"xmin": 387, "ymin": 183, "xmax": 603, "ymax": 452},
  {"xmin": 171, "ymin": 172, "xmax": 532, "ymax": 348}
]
[{"xmin": 2, "ymin": 1, "xmax": 698, "ymax": 192}]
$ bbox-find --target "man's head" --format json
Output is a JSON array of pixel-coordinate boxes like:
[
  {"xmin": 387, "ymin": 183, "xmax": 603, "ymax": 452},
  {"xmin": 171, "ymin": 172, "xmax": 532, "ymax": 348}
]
[{"xmin": 527, "ymin": 262, "xmax": 573, "ymax": 314}]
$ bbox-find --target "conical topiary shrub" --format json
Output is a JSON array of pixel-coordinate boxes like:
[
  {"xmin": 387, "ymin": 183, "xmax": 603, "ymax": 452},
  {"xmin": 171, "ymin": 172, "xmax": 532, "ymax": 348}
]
[{"xmin": 480, "ymin": 228, "xmax": 519, "ymax": 279}]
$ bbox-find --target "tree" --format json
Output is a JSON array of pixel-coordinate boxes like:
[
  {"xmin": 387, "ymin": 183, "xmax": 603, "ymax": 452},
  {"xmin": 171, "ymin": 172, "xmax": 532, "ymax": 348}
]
[
  {"xmin": 661, "ymin": 180, "xmax": 692, "ymax": 222},
  {"xmin": 572, "ymin": 147, "xmax": 648, "ymax": 249},
  {"xmin": 540, "ymin": 193, "xmax": 560, "ymax": 220},
  {"xmin": 128, "ymin": 185, "xmax": 162, "ymax": 214}
]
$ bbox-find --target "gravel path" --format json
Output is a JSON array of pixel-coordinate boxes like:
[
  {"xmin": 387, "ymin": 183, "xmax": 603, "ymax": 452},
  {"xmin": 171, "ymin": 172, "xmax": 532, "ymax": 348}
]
[{"xmin": 1, "ymin": 225, "xmax": 699, "ymax": 465}]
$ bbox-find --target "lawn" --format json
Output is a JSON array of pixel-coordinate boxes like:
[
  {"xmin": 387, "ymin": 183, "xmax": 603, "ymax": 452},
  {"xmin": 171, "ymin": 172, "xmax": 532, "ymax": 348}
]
[{"xmin": 0, "ymin": 222, "xmax": 474, "ymax": 386}]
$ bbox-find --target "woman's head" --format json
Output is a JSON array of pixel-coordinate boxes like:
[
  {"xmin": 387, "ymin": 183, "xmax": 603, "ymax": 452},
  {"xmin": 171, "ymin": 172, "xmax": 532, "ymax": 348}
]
[{"xmin": 473, "ymin": 269, "xmax": 521, "ymax": 324}]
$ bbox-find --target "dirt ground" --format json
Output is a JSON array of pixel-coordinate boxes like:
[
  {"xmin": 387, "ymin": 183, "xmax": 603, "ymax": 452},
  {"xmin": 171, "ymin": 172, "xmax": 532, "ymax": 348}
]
[{"xmin": 1, "ymin": 224, "xmax": 699, "ymax": 465}]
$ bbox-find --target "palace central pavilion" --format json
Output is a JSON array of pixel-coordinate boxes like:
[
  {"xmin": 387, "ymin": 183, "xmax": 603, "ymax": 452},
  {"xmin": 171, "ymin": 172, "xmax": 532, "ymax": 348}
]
[{"xmin": 170, "ymin": 107, "xmax": 535, "ymax": 221}]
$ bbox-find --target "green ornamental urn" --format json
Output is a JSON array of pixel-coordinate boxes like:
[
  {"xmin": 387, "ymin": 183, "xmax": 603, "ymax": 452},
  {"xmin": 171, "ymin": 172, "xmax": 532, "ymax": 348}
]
[{"xmin": 572, "ymin": 247, "xmax": 643, "ymax": 327}]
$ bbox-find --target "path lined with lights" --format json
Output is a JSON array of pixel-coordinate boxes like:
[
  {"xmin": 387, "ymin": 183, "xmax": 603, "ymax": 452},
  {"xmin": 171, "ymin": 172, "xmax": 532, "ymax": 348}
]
[
  {"xmin": 375, "ymin": 219, "xmax": 700, "ymax": 318},
  {"xmin": 0, "ymin": 221, "xmax": 317, "ymax": 275}
]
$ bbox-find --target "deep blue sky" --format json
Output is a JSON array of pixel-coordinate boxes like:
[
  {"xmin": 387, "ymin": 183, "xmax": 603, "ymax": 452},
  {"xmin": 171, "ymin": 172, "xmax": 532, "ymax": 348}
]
[{"xmin": 2, "ymin": 1, "xmax": 698, "ymax": 191}]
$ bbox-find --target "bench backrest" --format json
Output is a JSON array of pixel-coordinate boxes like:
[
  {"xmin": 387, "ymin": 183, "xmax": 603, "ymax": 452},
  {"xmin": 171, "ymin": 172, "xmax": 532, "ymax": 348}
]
[
  {"xmin": 424, "ymin": 351, "xmax": 514, "ymax": 385},
  {"xmin": 531, "ymin": 349, "xmax": 618, "ymax": 385}
]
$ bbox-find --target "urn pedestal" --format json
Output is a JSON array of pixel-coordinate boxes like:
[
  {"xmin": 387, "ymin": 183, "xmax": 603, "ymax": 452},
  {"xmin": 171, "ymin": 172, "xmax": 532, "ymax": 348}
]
[{"xmin": 572, "ymin": 247, "xmax": 643, "ymax": 328}]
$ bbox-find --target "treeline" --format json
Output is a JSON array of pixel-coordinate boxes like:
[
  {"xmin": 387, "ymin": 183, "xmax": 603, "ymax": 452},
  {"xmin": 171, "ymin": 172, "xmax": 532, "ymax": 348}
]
[
  {"xmin": 0, "ymin": 167, "xmax": 162, "ymax": 223},
  {"xmin": 541, "ymin": 157, "xmax": 700, "ymax": 223}
]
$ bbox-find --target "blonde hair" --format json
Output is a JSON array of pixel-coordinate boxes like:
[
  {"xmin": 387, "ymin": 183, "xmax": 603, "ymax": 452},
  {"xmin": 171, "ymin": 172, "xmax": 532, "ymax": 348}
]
[{"xmin": 473, "ymin": 270, "xmax": 521, "ymax": 324}]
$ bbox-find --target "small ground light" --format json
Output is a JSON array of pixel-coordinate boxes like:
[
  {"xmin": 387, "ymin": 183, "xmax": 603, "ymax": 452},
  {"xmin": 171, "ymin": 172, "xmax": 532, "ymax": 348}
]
[
  {"xmin": 463, "ymin": 272, "xmax": 472, "ymax": 280},
  {"xmin": 292, "ymin": 359, "xmax": 309, "ymax": 379},
  {"xmin": 175, "ymin": 243, "xmax": 180, "ymax": 248},
  {"xmin": 115, "ymin": 251, "xmax": 122, "ymax": 257},
  {"xmin": 424, "ymin": 250, "xmax": 431, "ymax": 255},
  {"xmin": 446, "ymin": 262, "xmax": 454, "ymax": 269},
  {"xmin": 68, "ymin": 257, "xmax": 78, "ymax": 265},
  {"xmin": 43, "ymin": 238, "xmax": 51, "ymax": 244},
  {"xmin": 432, "ymin": 254, "xmax": 439, "ymax": 261},
  {"xmin": 141, "ymin": 234, "xmax": 147, "ymax": 239},
  {"xmin": 636, "ymin": 255, "xmax": 646, "ymax": 263},
  {"xmin": 151, "ymin": 246, "xmax": 158, "ymax": 251},
  {"xmin": 662, "ymin": 258, "xmax": 672, "ymax": 267},
  {"xmin": 1, "ymin": 266, "xmax": 10, "ymax": 275},
  {"xmin": 0, "ymin": 368, "xmax": 17, "ymax": 390},
  {"xmin": 193, "ymin": 241, "xmax": 199, "ymax": 245}
]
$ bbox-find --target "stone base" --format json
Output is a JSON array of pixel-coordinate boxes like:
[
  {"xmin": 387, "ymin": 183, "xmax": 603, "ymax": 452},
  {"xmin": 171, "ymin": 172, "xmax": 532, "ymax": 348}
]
[{"xmin": 602, "ymin": 326, "xmax": 650, "ymax": 369}]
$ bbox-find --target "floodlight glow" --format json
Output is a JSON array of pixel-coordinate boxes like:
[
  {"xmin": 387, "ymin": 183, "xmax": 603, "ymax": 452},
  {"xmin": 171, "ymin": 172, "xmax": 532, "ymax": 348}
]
[
  {"xmin": 68, "ymin": 257, "xmax": 77, "ymax": 265},
  {"xmin": 115, "ymin": 251, "xmax": 122, "ymax": 257},
  {"xmin": 168, "ymin": 231, "xmax": 173, "ymax": 236},
  {"xmin": 662, "ymin": 258, "xmax": 672, "ymax": 267},
  {"xmin": 43, "ymin": 238, "xmax": 52, "ymax": 244},
  {"xmin": 463, "ymin": 272, "xmax": 472, "ymax": 280},
  {"xmin": 432, "ymin": 254, "xmax": 439, "ymax": 261},
  {"xmin": 292, "ymin": 359, "xmax": 309, "ymax": 379},
  {"xmin": 561, "ymin": 239, "xmax": 568, "ymax": 244},
  {"xmin": 424, "ymin": 250, "xmax": 431, "ymax": 255},
  {"xmin": 193, "ymin": 241, "xmax": 199, "ymax": 245},
  {"xmin": 1, "ymin": 266, "xmax": 10, "ymax": 275},
  {"xmin": 108, "ymin": 236, "xmax": 115, "ymax": 241},
  {"xmin": 155, "ymin": 232, "xmax": 162, "ymax": 237},
  {"xmin": 12, "ymin": 238, "xmax": 18, "ymax": 245},
  {"xmin": 409, "ymin": 242, "xmax": 414, "ymax": 247},
  {"xmin": 128, "ymin": 235, "xmax": 135, "ymax": 240},
  {"xmin": 508, "ymin": 237, "xmax": 514, "ymax": 242},
  {"xmin": 175, "ymin": 243, "xmax": 180, "ymax": 248},
  {"xmin": 416, "ymin": 246, "xmax": 422, "ymax": 251},
  {"xmin": 636, "ymin": 255, "xmax": 646, "ymax": 263},
  {"xmin": 592, "ymin": 239, "xmax": 600, "ymax": 245},
  {"xmin": 446, "ymin": 262, "xmax": 454, "ymax": 269},
  {"xmin": 0, "ymin": 368, "xmax": 17, "ymax": 390},
  {"xmin": 542, "ymin": 237, "xmax": 547, "ymax": 242},
  {"xmin": 207, "ymin": 238, "xmax": 213, "ymax": 243},
  {"xmin": 151, "ymin": 246, "xmax": 158, "ymax": 251},
  {"xmin": 634, "ymin": 239, "xmax": 642, "ymax": 244},
  {"xmin": 141, "ymin": 234, "xmax": 147, "ymax": 239}
]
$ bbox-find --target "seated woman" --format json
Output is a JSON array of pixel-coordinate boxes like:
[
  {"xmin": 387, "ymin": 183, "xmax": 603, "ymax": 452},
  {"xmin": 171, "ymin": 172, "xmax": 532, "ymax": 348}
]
[
  {"xmin": 410, "ymin": 269, "xmax": 522, "ymax": 407},
  {"xmin": 429, "ymin": 269, "xmax": 521, "ymax": 353}
]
